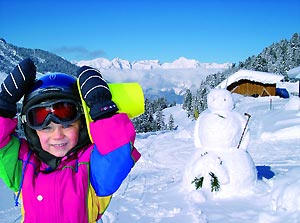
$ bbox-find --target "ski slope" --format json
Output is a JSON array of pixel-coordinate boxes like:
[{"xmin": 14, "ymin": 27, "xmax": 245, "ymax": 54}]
[{"xmin": 2, "ymin": 94, "xmax": 300, "ymax": 222}]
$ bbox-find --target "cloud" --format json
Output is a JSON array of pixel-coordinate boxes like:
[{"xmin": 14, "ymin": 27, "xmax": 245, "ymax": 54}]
[{"xmin": 53, "ymin": 46, "xmax": 106, "ymax": 59}]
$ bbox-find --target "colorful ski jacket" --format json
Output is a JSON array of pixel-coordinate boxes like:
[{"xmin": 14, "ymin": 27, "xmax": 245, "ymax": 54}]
[{"xmin": 0, "ymin": 113, "xmax": 140, "ymax": 223}]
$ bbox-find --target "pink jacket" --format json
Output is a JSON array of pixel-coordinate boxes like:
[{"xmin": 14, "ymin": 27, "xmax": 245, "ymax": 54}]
[{"xmin": 0, "ymin": 113, "xmax": 140, "ymax": 223}]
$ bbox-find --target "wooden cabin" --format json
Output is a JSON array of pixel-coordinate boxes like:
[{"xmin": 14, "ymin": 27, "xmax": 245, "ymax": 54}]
[
  {"xmin": 227, "ymin": 79, "xmax": 276, "ymax": 97},
  {"xmin": 218, "ymin": 70, "xmax": 284, "ymax": 97}
]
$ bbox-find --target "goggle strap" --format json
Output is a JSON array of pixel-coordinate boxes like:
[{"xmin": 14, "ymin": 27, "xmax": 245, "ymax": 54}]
[{"xmin": 20, "ymin": 114, "xmax": 27, "ymax": 124}]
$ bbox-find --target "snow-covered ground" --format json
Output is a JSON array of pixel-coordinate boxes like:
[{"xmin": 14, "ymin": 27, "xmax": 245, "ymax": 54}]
[
  {"xmin": 2, "ymin": 93, "xmax": 300, "ymax": 222},
  {"xmin": 102, "ymin": 94, "xmax": 300, "ymax": 223}
]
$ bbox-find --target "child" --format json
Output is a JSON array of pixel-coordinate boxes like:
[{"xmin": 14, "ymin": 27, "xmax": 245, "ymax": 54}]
[{"xmin": 0, "ymin": 58, "xmax": 140, "ymax": 222}]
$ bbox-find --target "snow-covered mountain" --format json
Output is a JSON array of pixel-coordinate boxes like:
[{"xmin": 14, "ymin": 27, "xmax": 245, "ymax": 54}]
[
  {"xmin": 0, "ymin": 39, "xmax": 79, "ymax": 75},
  {"xmin": 75, "ymin": 56, "xmax": 231, "ymax": 70},
  {"xmin": 74, "ymin": 57, "xmax": 231, "ymax": 103},
  {"xmin": 0, "ymin": 39, "xmax": 231, "ymax": 103}
]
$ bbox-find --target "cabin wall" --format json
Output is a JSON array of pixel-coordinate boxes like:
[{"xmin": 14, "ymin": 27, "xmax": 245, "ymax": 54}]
[{"xmin": 227, "ymin": 80, "xmax": 276, "ymax": 96}]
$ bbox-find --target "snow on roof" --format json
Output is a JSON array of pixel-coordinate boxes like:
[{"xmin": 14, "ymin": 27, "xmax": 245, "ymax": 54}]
[
  {"xmin": 287, "ymin": 66, "xmax": 300, "ymax": 79},
  {"xmin": 218, "ymin": 69, "xmax": 284, "ymax": 88}
]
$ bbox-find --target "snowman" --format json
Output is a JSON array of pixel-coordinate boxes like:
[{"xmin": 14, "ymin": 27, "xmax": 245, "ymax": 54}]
[{"xmin": 184, "ymin": 88, "xmax": 257, "ymax": 202}]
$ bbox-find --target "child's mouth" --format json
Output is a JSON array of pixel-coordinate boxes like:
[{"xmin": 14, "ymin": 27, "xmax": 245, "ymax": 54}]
[{"xmin": 51, "ymin": 143, "xmax": 67, "ymax": 148}]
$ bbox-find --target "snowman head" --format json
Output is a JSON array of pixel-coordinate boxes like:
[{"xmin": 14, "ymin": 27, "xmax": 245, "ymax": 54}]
[{"xmin": 207, "ymin": 88, "xmax": 234, "ymax": 113}]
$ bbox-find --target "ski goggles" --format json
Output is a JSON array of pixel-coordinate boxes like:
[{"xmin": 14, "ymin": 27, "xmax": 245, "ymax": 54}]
[{"xmin": 23, "ymin": 99, "xmax": 83, "ymax": 130}]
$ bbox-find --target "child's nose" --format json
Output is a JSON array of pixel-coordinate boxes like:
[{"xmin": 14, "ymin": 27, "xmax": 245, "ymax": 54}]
[{"xmin": 52, "ymin": 126, "xmax": 64, "ymax": 139}]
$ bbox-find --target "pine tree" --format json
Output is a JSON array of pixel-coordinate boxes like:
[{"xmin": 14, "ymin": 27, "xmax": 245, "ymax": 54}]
[
  {"xmin": 237, "ymin": 33, "xmax": 300, "ymax": 78},
  {"xmin": 183, "ymin": 89, "xmax": 193, "ymax": 118},
  {"xmin": 132, "ymin": 97, "xmax": 169, "ymax": 133},
  {"xmin": 193, "ymin": 81, "xmax": 209, "ymax": 119},
  {"xmin": 168, "ymin": 114, "xmax": 175, "ymax": 130},
  {"xmin": 156, "ymin": 110, "xmax": 165, "ymax": 131},
  {"xmin": 253, "ymin": 55, "xmax": 268, "ymax": 72}
]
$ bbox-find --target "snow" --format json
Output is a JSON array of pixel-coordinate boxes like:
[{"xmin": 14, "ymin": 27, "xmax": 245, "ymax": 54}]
[
  {"xmin": 287, "ymin": 66, "xmax": 300, "ymax": 79},
  {"xmin": 3, "ymin": 87, "xmax": 300, "ymax": 222},
  {"xmin": 98, "ymin": 68, "xmax": 227, "ymax": 99},
  {"xmin": 1, "ymin": 65, "xmax": 300, "ymax": 222},
  {"xmin": 72, "ymin": 60, "xmax": 231, "ymax": 103},
  {"xmin": 185, "ymin": 89, "xmax": 257, "ymax": 203},
  {"xmin": 75, "ymin": 56, "xmax": 231, "ymax": 70}
]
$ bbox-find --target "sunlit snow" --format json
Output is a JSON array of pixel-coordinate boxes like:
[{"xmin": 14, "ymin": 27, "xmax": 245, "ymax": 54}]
[{"xmin": 2, "ymin": 69, "xmax": 300, "ymax": 222}]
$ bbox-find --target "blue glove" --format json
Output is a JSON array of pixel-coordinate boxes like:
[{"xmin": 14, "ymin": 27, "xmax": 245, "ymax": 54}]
[
  {"xmin": 77, "ymin": 66, "xmax": 118, "ymax": 120},
  {"xmin": 0, "ymin": 58, "xmax": 36, "ymax": 118}
]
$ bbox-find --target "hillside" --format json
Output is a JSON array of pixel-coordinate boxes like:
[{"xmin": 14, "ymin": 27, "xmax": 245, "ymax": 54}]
[
  {"xmin": 0, "ymin": 39, "xmax": 79, "ymax": 76},
  {"xmin": 238, "ymin": 33, "xmax": 300, "ymax": 79}
]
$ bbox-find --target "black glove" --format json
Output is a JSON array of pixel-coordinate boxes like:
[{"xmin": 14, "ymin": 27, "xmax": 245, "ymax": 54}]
[
  {"xmin": 77, "ymin": 66, "xmax": 118, "ymax": 120},
  {"xmin": 0, "ymin": 58, "xmax": 36, "ymax": 118}
]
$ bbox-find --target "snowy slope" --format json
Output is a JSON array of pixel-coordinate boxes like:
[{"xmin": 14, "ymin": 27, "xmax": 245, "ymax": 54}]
[
  {"xmin": 287, "ymin": 66, "xmax": 300, "ymax": 79},
  {"xmin": 2, "ymin": 92, "xmax": 300, "ymax": 222},
  {"xmin": 101, "ymin": 95, "xmax": 300, "ymax": 223}
]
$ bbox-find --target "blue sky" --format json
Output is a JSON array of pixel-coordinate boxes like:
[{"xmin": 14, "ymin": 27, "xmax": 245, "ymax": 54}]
[{"xmin": 0, "ymin": 0, "xmax": 299, "ymax": 64}]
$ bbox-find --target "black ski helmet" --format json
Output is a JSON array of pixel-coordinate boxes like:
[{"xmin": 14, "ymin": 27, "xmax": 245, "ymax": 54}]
[{"xmin": 21, "ymin": 73, "xmax": 90, "ymax": 170}]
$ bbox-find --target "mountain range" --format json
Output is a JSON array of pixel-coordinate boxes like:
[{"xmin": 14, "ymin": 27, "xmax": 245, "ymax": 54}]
[
  {"xmin": 1, "ymin": 33, "xmax": 299, "ymax": 103},
  {"xmin": 75, "ymin": 57, "xmax": 231, "ymax": 70},
  {"xmin": 73, "ymin": 57, "xmax": 231, "ymax": 103},
  {"xmin": 0, "ymin": 38, "xmax": 230, "ymax": 103},
  {"xmin": 0, "ymin": 38, "xmax": 230, "ymax": 74}
]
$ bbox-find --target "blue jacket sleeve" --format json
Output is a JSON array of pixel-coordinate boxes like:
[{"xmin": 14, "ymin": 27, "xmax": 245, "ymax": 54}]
[
  {"xmin": 90, "ymin": 143, "xmax": 134, "ymax": 196},
  {"xmin": 89, "ymin": 113, "xmax": 140, "ymax": 196}
]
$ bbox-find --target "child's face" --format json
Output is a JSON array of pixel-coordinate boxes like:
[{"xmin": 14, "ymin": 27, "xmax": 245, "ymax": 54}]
[{"xmin": 36, "ymin": 120, "xmax": 81, "ymax": 157}]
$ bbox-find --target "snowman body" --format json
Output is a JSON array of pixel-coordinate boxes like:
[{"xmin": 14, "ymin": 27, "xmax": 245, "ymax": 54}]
[{"xmin": 185, "ymin": 89, "xmax": 257, "ymax": 201}]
